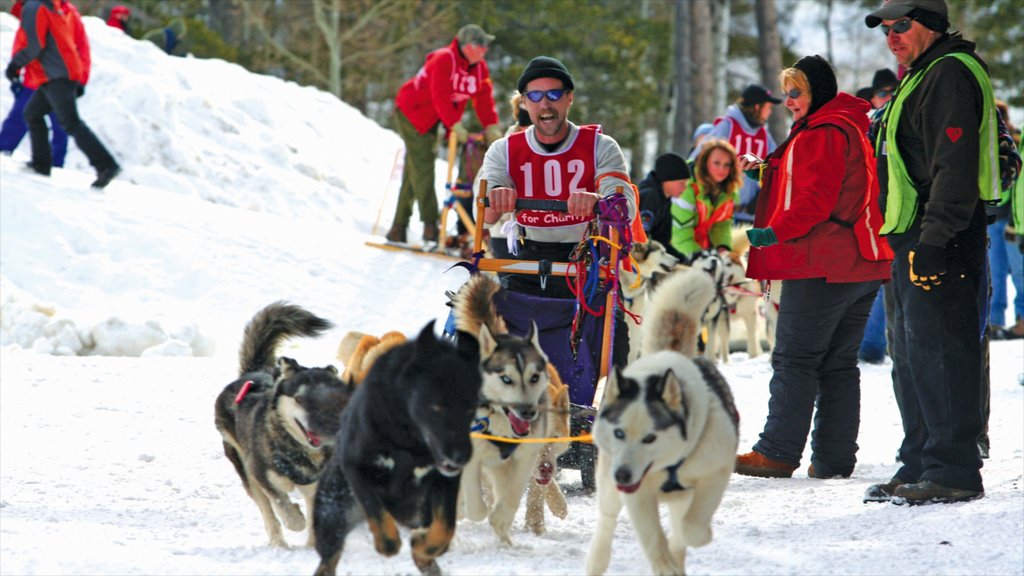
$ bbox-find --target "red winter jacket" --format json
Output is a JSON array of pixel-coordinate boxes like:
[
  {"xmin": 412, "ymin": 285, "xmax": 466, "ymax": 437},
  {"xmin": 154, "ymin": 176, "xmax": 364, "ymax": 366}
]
[
  {"xmin": 746, "ymin": 92, "xmax": 893, "ymax": 283},
  {"xmin": 395, "ymin": 38, "xmax": 499, "ymax": 135},
  {"xmin": 10, "ymin": 0, "xmax": 85, "ymax": 89}
]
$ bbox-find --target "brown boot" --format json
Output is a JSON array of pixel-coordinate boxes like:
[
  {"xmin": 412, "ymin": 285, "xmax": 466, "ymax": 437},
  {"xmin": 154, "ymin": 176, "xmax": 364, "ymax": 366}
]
[
  {"xmin": 385, "ymin": 224, "xmax": 406, "ymax": 244},
  {"xmin": 863, "ymin": 476, "xmax": 907, "ymax": 503},
  {"xmin": 734, "ymin": 451, "xmax": 797, "ymax": 478},
  {"xmin": 891, "ymin": 480, "xmax": 983, "ymax": 505},
  {"xmin": 422, "ymin": 222, "xmax": 439, "ymax": 244}
]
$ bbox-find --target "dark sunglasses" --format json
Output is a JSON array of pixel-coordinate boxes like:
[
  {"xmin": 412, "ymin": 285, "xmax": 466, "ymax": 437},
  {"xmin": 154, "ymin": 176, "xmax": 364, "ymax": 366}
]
[
  {"xmin": 524, "ymin": 89, "xmax": 566, "ymax": 103},
  {"xmin": 875, "ymin": 89, "xmax": 893, "ymax": 98},
  {"xmin": 784, "ymin": 88, "xmax": 803, "ymax": 99},
  {"xmin": 881, "ymin": 18, "xmax": 915, "ymax": 36}
]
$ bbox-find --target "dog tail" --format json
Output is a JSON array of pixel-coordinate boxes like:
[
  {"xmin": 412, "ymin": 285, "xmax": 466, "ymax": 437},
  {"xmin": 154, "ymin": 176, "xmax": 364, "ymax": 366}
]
[
  {"xmin": 640, "ymin": 269, "xmax": 716, "ymax": 358},
  {"xmin": 238, "ymin": 301, "xmax": 333, "ymax": 374},
  {"xmin": 451, "ymin": 274, "xmax": 507, "ymax": 337}
]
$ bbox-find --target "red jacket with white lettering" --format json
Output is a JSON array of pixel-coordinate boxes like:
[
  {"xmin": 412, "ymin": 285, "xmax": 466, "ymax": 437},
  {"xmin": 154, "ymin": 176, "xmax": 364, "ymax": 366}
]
[
  {"xmin": 746, "ymin": 92, "xmax": 893, "ymax": 283},
  {"xmin": 394, "ymin": 38, "xmax": 498, "ymax": 135},
  {"xmin": 10, "ymin": 0, "xmax": 87, "ymax": 89}
]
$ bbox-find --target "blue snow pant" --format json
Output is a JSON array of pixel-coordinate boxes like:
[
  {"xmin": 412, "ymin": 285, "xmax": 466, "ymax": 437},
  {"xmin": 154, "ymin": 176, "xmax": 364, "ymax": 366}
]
[
  {"xmin": 0, "ymin": 85, "xmax": 69, "ymax": 167},
  {"xmin": 987, "ymin": 217, "xmax": 1024, "ymax": 327},
  {"xmin": 752, "ymin": 277, "xmax": 880, "ymax": 475},
  {"xmin": 859, "ymin": 286, "xmax": 887, "ymax": 360},
  {"xmin": 887, "ymin": 209, "xmax": 986, "ymax": 493}
]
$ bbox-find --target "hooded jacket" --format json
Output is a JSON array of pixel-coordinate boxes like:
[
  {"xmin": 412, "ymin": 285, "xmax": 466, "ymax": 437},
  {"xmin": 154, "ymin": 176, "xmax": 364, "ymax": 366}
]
[
  {"xmin": 747, "ymin": 92, "xmax": 892, "ymax": 283},
  {"xmin": 395, "ymin": 38, "xmax": 499, "ymax": 135},
  {"xmin": 10, "ymin": 0, "xmax": 84, "ymax": 88}
]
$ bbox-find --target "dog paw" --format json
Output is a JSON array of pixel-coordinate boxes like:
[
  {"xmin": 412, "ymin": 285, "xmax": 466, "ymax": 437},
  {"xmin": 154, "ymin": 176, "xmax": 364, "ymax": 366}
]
[
  {"xmin": 269, "ymin": 534, "xmax": 289, "ymax": 548},
  {"xmin": 281, "ymin": 505, "xmax": 306, "ymax": 531}
]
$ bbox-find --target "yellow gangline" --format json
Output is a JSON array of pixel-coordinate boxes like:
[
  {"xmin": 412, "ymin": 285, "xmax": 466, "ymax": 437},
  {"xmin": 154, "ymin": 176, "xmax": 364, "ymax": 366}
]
[{"xmin": 470, "ymin": 432, "xmax": 593, "ymax": 444}]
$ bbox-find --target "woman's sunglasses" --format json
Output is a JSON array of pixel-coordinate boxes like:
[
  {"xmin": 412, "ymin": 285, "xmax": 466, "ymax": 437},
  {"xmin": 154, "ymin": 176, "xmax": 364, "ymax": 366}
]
[
  {"xmin": 881, "ymin": 18, "xmax": 915, "ymax": 36},
  {"xmin": 524, "ymin": 89, "xmax": 566, "ymax": 103},
  {"xmin": 784, "ymin": 88, "xmax": 803, "ymax": 99}
]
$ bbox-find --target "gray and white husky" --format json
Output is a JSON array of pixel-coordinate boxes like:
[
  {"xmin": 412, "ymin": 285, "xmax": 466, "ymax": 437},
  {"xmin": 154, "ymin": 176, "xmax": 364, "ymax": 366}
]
[
  {"xmin": 586, "ymin": 269, "xmax": 740, "ymax": 576},
  {"xmin": 450, "ymin": 274, "xmax": 562, "ymax": 544}
]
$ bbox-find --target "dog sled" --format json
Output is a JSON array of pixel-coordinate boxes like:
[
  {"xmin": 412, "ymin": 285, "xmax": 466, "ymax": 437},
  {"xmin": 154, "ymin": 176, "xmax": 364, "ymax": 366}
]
[{"xmin": 449, "ymin": 179, "xmax": 637, "ymax": 491}]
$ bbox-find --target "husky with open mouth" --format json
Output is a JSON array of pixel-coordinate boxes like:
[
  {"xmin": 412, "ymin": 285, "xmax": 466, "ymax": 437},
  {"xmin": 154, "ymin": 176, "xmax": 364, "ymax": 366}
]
[{"xmin": 214, "ymin": 301, "xmax": 352, "ymax": 548}]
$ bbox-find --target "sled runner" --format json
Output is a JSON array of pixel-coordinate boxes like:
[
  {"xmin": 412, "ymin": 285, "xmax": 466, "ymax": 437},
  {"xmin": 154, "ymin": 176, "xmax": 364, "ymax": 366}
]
[{"xmin": 451, "ymin": 179, "xmax": 634, "ymax": 491}]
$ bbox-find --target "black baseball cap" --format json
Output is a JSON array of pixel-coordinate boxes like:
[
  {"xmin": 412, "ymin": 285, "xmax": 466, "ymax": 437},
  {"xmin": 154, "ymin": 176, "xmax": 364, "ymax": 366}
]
[
  {"xmin": 741, "ymin": 84, "xmax": 782, "ymax": 105},
  {"xmin": 865, "ymin": 0, "xmax": 948, "ymax": 28}
]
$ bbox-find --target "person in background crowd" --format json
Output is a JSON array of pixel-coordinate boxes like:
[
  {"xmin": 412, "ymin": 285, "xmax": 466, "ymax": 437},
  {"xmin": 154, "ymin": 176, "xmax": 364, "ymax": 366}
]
[
  {"xmin": 863, "ymin": 0, "xmax": 994, "ymax": 505},
  {"xmin": 987, "ymin": 100, "xmax": 1024, "ymax": 340},
  {"xmin": 106, "ymin": 4, "xmax": 131, "ymax": 34},
  {"xmin": 689, "ymin": 122, "xmax": 714, "ymax": 157},
  {"xmin": 5, "ymin": 0, "xmax": 119, "ymax": 188},
  {"xmin": 855, "ymin": 86, "xmax": 873, "ymax": 103},
  {"xmin": 734, "ymin": 55, "xmax": 892, "ymax": 480},
  {"xmin": 690, "ymin": 84, "xmax": 781, "ymax": 224},
  {"xmin": 143, "ymin": 18, "xmax": 187, "ymax": 56},
  {"xmin": 870, "ymin": 68, "xmax": 898, "ymax": 112},
  {"xmin": 386, "ymin": 24, "xmax": 503, "ymax": 247},
  {"xmin": 671, "ymin": 138, "xmax": 742, "ymax": 262},
  {"xmin": 0, "ymin": 0, "xmax": 78, "ymax": 166},
  {"xmin": 638, "ymin": 152, "xmax": 692, "ymax": 262}
]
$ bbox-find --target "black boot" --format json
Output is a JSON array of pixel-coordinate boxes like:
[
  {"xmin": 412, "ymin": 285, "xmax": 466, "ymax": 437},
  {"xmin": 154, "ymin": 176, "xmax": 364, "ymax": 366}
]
[
  {"xmin": 891, "ymin": 480, "xmax": 983, "ymax": 505},
  {"xmin": 863, "ymin": 476, "xmax": 907, "ymax": 503},
  {"xmin": 91, "ymin": 163, "xmax": 121, "ymax": 189}
]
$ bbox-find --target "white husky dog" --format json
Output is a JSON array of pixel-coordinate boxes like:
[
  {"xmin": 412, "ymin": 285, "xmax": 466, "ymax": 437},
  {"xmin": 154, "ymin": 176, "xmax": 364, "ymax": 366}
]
[{"xmin": 586, "ymin": 269, "xmax": 740, "ymax": 576}]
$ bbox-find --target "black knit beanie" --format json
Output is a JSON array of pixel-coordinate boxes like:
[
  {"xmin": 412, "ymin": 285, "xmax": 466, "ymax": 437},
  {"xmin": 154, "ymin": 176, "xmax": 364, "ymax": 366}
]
[
  {"xmin": 517, "ymin": 56, "xmax": 575, "ymax": 93},
  {"xmin": 654, "ymin": 153, "xmax": 691, "ymax": 183},
  {"xmin": 793, "ymin": 55, "xmax": 837, "ymax": 117}
]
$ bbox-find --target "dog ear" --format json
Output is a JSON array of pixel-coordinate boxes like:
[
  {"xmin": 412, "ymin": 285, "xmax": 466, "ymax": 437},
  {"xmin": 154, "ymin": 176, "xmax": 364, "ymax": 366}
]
[
  {"xmin": 477, "ymin": 322, "xmax": 497, "ymax": 356},
  {"xmin": 660, "ymin": 368, "xmax": 683, "ymax": 410},
  {"xmin": 602, "ymin": 365, "xmax": 623, "ymax": 405},
  {"xmin": 414, "ymin": 320, "xmax": 438, "ymax": 352},
  {"xmin": 277, "ymin": 357, "xmax": 300, "ymax": 380},
  {"xmin": 454, "ymin": 329, "xmax": 480, "ymax": 365}
]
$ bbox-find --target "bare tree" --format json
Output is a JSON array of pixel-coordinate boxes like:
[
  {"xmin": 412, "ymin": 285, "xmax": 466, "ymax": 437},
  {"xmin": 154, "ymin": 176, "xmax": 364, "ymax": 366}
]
[
  {"xmin": 755, "ymin": 0, "xmax": 786, "ymax": 145},
  {"xmin": 670, "ymin": 0, "xmax": 692, "ymax": 154},
  {"xmin": 691, "ymin": 0, "xmax": 713, "ymax": 125},
  {"xmin": 711, "ymin": 0, "xmax": 731, "ymax": 116}
]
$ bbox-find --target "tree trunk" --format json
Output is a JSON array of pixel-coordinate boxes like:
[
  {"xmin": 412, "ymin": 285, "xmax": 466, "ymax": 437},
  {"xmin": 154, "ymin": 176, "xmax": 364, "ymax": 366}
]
[
  {"xmin": 691, "ymin": 0, "xmax": 713, "ymax": 126},
  {"xmin": 755, "ymin": 0, "xmax": 786, "ymax": 145},
  {"xmin": 670, "ymin": 0, "xmax": 692, "ymax": 155},
  {"xmin": 711, "ymin": 0, "xmax": 730, "ymax": 116}
]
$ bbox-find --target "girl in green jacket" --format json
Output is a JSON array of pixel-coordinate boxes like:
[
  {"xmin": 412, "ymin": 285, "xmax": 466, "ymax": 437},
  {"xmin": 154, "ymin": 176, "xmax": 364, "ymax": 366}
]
[{"xmin": 670, "ymin": 138, "xmax": 743, "ymax": 261}]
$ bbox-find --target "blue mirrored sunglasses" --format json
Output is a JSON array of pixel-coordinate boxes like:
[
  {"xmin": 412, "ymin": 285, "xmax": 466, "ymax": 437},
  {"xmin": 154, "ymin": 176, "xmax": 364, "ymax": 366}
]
[
  {"xmin": 881, "ymin": 19, "xmax": 915, "ymax": 36},
  {"xmin": 784, "ymin": 88, "xmax": 803, "ymax": 99},
  {"xmin": 524, "ymin": 89, "xmax": 565, "ymax": 103}
]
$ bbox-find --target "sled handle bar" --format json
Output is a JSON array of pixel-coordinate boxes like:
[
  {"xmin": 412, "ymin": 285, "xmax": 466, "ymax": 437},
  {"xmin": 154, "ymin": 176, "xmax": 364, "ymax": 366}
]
[{"xmin": 480, "ymin": 198, "xmax": 598, "ymax": 213}]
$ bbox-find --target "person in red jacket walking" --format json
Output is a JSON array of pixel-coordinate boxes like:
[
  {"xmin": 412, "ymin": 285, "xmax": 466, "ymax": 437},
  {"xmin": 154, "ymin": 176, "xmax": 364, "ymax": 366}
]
[
  {"xmin": 734, "ymin": 55, "xmax": 893, "ymax": 479},
  {"xmin": 5, "ymin": 0, "xmax": 119, "ymax": 188},
  {"xmin": 386, "ymin": 24, "xmax": 503, "ymax": 246},
  {"xmin": 106, "ymin": 5, "xmax": 131, "ymax": 34},
  {"xmin": 0, "ymin": 0, "xmax": 87, "ymax": 166}
]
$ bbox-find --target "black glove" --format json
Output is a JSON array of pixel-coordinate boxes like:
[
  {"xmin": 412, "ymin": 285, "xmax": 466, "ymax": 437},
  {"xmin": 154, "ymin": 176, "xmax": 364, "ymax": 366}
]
[
  {"xmin": 76, "ymin": 83, "xmax": 85, "ymax": 98},
  {"xmin": 908, "ymin": 242, "xmax": 946, "ymax": 291},
  {"xmin": 5, "ymin": 62, "xmax": 20, "ymax": 83}
]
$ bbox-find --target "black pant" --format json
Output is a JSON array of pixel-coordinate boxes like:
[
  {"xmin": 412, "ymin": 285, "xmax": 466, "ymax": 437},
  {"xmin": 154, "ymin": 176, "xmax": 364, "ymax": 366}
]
[
  {"xmin": 753, "ymin": 277, "xmax": 880, "ymax": 472},
  {"xmin": 24, "ymin": 79, "xmax": 116, "ymax": 171},
  {"xmin": 887, "ymin": 210, "xmax": 987, "ymax": 492}
]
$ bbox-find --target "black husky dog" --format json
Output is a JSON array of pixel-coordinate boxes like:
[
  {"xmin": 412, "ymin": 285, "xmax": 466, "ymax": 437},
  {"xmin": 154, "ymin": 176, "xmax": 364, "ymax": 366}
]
[
  {"xmin": 313, "ymin": 321, "xmax": 482, "ymax": 576},
  {"xmin": 215, "ymin": 301, "xmax": 353, "ymax": 548}
]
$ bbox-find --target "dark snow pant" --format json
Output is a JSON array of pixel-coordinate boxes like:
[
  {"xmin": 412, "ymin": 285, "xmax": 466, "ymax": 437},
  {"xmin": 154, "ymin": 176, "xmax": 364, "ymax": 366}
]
[
  {"xmin": 887, "ymin": 211, "xmax": 986, "ymax": 492},
  {"xmin": 753, "ymin": 277, "xmax": 880, "ymax": 474},
  {"xmin": 392, "ymin": 110, "xmax": 439, "ymax": 228},
  {"xmin": 25, "ymin": 79, "xmax": 116, "ymax": 172}
]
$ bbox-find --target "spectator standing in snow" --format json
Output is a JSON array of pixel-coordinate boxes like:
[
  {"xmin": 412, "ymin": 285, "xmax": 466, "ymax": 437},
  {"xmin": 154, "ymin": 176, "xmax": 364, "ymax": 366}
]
[
  {"xmin": 734, "ymin": 55, "xmax": 893, "ymax": 480},
  {"xmin": 143, "ymin": 18, "xmax": 187, "ymax": 56},
  {"xmin": 386, "ymin": 24, "xmax": 503, "ymax": 246},
  {"xmin": 987, "ymin": 101, "xmax": 1024, "ymax": 340},
  {"xmin": 638, "ymin": 152, "xmax": 692, "ymax": 262},
  {"xmin": 5, "ymin": 0, "xmax": 119, "ymax": 188},
  {"xmin": 690, "ymin": 84, "xmax": 781, "ymax": 224},
  {"xmin": 106, "ymin": 5, "xmax": 131, "ymax": 35},
  {"xmin": 863, "ymin": 0, "xmax": 995, "ymax": 505},
  {"xmin": 0, "ymin": 0, "xmax": 87, "ymax": 167}
]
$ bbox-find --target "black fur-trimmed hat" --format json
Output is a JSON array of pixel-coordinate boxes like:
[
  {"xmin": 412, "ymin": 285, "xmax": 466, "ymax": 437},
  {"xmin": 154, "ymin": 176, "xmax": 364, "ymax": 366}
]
[
  {"xmin": 793, "ymin": 55, "xmax": 837, "ymax": 117},
  {"xmin": 517, "ymin": 56, "xmax": 575, "ymax": 93}
]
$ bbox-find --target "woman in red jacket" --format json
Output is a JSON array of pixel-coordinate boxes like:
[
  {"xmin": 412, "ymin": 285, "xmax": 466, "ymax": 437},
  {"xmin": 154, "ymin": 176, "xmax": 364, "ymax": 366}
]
[{"xmin": 734, "ymin": 55, "xmax": 893, "ymax": 479}]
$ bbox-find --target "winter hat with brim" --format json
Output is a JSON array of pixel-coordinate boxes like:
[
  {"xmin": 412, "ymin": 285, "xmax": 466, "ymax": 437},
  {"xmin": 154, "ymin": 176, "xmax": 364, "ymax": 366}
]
[
  {"xmin": 654, "ymin": 152, "xmax": 691, "ymax": 183},
  {"xmin": 871, "ymin": 68, "xmax": 898, "ymax": 91},
  {"xmin": 457, "ymin": 24, "xmax": 495, "ymax": 47},
  {"xmin": 793, "ymin": 55, "xmax": 837, "ymax": 118},
  {"xmin": 865, "ymin": 0, "xmax": 947, "ymax": 28},
  {"xmin": 517, "ymin": 56, "xmax": 575, "ymax": 93}
]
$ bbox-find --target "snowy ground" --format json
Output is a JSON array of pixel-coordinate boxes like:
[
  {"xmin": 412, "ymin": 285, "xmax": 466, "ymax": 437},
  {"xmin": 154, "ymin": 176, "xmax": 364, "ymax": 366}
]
[{"xmin": 1, "ymin": 12, "xmax": 1022, "ymax": 576}]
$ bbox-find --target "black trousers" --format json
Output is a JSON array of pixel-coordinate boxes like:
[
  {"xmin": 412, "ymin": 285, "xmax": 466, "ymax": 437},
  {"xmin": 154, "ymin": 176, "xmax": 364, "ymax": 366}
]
[
  {"xmin": 24, "ymin": 78, "xmax": 116, "ymax": 171},
  {"xmin": 753, "ymin": 277, "xmax": 880, "ymax": 472},
  {"xmin": 887, "ymin": 208, "xmax": 987, "ymax": 492}
]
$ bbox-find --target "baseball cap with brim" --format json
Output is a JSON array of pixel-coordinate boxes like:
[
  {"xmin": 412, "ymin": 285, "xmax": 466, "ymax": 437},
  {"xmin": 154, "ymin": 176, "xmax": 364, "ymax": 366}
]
[
  {"xmin": 741, "ymin": 84, "xmax": 782, "ymax": 105},
  {"xmin": 457, "ymin": 24, "xmax": 495, "ymax": 46},
  {"xmin": 865, "ymin": 0, "xmax": 948, "ymax": 28}
]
